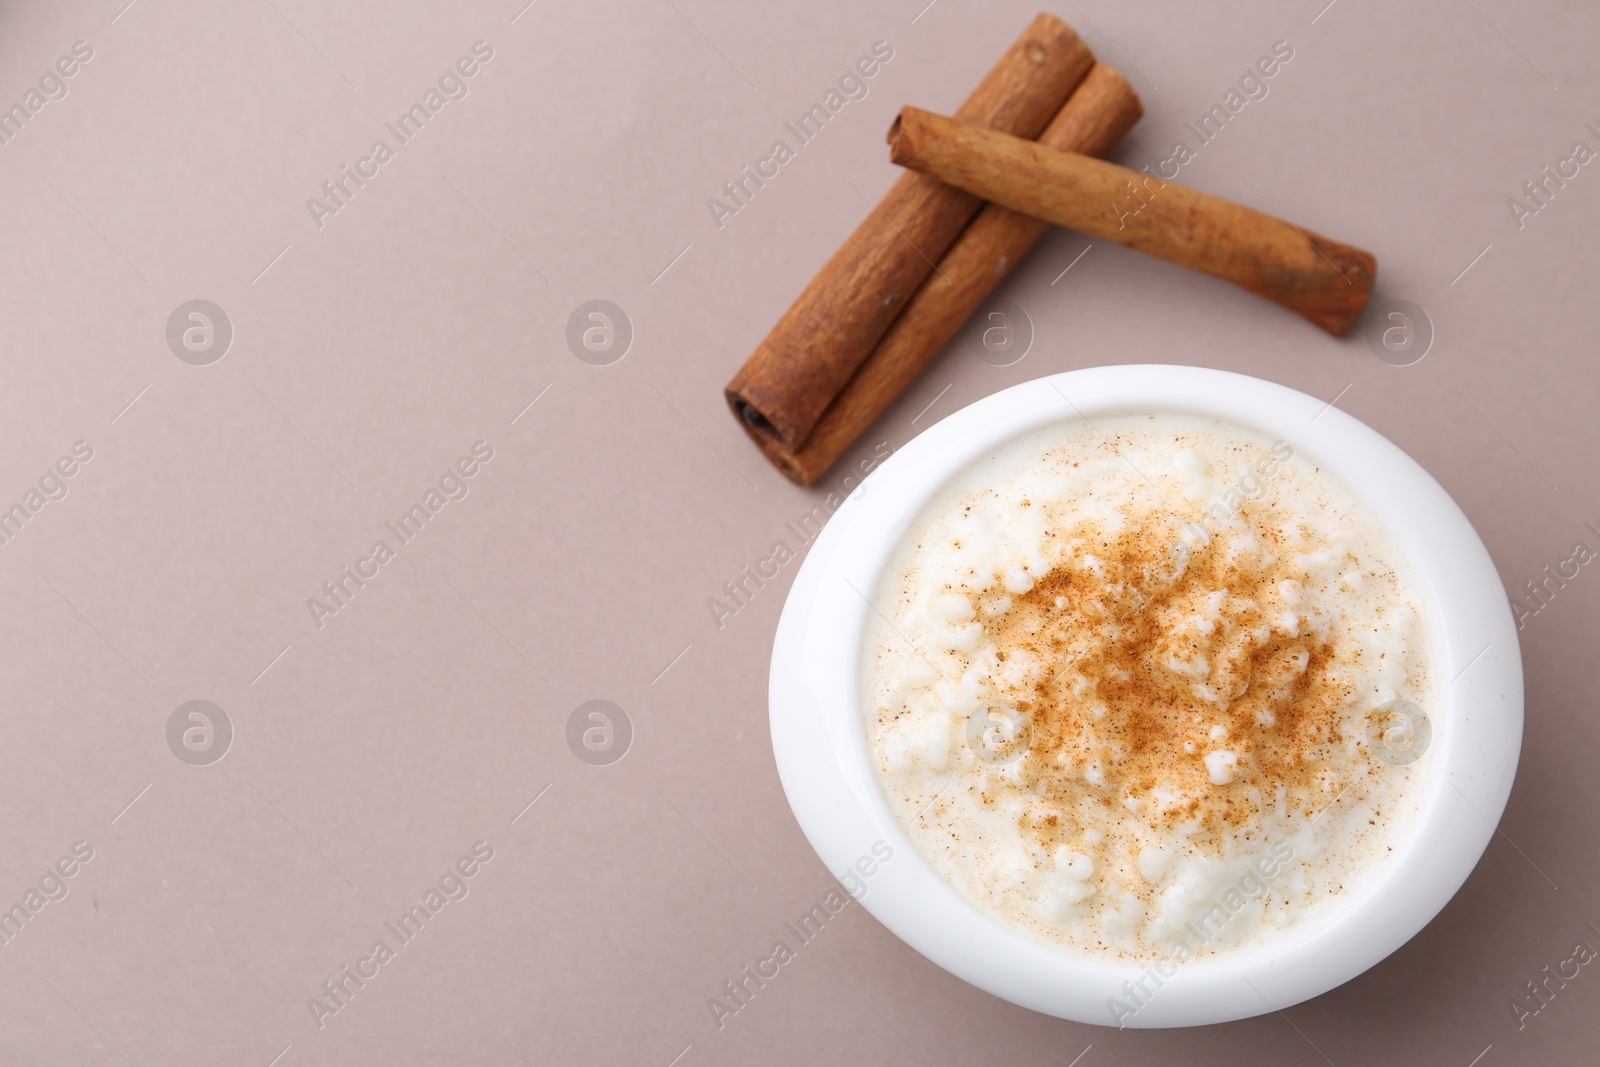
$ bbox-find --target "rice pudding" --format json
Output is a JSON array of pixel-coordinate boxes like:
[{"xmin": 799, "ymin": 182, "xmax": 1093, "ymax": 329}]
[{"xmin": 861, "ymin": 413, "xmax": 1436, "ymax": 958}]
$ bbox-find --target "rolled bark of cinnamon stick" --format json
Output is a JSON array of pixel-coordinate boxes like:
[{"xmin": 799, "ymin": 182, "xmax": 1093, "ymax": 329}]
[
  {"xmin": 888, "ymin": 106, "xmax": 1376, "ymax": 337},
  {"xmin": 760, "ymin": 64, "xmax": 1143, "ymax": 486},
  {"xmin": 725, "ymin": 14, "xmax": 1095, "ymax": 453}
]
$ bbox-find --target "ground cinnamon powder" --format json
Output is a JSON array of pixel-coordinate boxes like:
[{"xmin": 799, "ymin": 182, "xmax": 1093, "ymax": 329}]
[{"xmin": 981, "ymin": 507, "xmax": 1351, "ymax": 855}]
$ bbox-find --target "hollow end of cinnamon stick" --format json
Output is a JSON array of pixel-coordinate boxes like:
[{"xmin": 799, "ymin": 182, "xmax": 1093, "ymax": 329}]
[
  {"xmin": 735, "ymin": 398, "xmax": 775, "ymax": 437},
  {"xmin": 886, "ymin": 106, "xmax": 953, "ymax": 173},
  {"xmin": 1292, "ymin": 236, "xmax": 1378, "ymax": 337},
  {"xmin": 732, "ymin": 398, "xmax": 806, "ymax": 473}
]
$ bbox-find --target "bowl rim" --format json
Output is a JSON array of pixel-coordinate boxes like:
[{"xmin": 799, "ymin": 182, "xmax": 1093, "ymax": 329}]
[{"xmin": 767, "ymin": 364, "xmax": 1523, "ymax": 1028}]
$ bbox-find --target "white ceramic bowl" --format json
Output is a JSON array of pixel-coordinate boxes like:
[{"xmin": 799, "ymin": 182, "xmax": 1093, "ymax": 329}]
[{"xmin": 768, "ymin": 365, "xmax": 1522, "ymax": 1028}]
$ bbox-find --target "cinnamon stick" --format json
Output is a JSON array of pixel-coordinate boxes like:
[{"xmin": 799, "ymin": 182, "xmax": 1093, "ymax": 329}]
[
  {"xmin": 761, "ymin": 64, "xmax": 1143, "ymax": 486},
  {"xmin": 725, "ymin": 14, "xmax": 1095, "ymax": 453},
  {"xmin": 888, "ymin": 106, "xmax": 1376, "ymax": 337}
]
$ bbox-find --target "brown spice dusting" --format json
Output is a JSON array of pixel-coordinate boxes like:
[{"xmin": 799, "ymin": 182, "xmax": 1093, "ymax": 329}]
[{"xmin": 984, "ymin": 509, "xmax": 1346, "ymax": 857}]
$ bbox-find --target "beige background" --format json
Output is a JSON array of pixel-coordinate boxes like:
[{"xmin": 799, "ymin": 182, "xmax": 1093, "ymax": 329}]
[{"xmin": 0, "ymin": 0, "xmax": 1594, "ymax": 1064}]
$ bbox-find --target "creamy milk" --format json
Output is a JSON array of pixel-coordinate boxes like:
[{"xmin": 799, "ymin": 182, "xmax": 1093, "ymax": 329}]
[{"xmin": 862, "ymin": 414, "xmax": 1435, "ymax": 958}]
